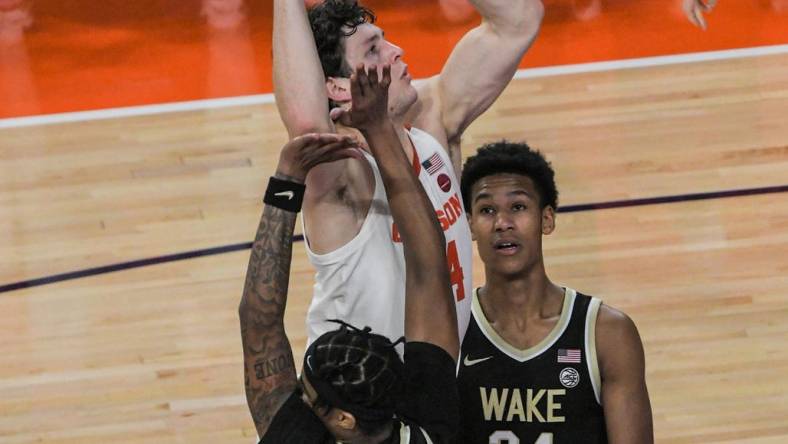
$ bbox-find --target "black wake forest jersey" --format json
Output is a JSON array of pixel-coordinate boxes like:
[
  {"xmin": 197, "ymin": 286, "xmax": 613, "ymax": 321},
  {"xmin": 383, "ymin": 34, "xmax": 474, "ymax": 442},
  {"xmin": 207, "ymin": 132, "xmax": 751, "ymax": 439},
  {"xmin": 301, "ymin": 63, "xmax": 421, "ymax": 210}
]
[{"xmin": 457, "ymin": 288, "xmax": 606, "ymax": 444}]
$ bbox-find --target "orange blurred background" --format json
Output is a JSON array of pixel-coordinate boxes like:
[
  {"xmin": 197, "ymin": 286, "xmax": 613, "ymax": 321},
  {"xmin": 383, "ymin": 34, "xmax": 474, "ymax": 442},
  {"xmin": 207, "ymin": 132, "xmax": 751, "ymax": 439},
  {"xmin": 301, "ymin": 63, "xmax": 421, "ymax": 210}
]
[{"xmin": 0, "ymin": 0, "xmax": 786, "ymax": 118}]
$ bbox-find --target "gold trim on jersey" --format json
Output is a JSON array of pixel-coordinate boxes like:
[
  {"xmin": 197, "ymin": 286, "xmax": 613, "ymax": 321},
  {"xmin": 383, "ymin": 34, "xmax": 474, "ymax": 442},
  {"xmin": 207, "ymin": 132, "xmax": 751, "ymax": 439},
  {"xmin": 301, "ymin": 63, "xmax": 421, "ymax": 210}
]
[
  {"xmin": 384, "ymin": 423, "xmax": 433, "ymax": 444},
  {"xmin": 585, "ymin": 297, "xmax": 603, "ymax": 405},
  {"xmin": 399, "ymin": 423, "xmax": 410, "ymax": 443},
  {"xmin": 471, "ymin": 287, "xmax": 577, "ymax": 362}
]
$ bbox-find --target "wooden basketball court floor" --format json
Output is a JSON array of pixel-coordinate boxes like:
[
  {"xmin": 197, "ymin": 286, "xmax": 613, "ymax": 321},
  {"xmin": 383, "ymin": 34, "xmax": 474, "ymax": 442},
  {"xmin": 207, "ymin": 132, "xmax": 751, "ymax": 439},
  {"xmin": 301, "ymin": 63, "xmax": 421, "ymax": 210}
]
[{"xmin": 2, "ymin": 2, "xmax": 788, "ymax": 444}]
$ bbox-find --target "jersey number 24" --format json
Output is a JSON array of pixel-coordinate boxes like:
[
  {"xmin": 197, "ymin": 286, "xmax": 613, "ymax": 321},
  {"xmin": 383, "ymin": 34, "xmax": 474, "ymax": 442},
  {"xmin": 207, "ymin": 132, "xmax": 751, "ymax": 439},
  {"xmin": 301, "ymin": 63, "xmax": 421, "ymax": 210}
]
[{"xmin": 489, "ymin": 431, "xmax": 554, "ymax": 444}]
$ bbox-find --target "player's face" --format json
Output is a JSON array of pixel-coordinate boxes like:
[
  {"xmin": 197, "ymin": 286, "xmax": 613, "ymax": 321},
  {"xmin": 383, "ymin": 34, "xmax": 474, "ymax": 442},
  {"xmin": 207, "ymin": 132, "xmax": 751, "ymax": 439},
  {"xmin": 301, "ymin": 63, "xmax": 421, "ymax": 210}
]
[
  {"xmin": 468, "ymin": 173, "xmax": 555, "ymax": 276},
  {"xmin": 339, "ymin": 23, "xmax": 417, "ymax": 116}
]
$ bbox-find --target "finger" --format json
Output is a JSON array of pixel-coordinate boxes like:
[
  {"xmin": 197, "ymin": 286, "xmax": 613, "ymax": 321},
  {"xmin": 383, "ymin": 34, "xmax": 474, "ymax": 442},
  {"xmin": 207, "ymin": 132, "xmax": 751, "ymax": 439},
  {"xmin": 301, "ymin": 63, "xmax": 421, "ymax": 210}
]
[
  {"xmin": 329, "ymin": 107, "xmax": 344, "ymax": 121},
  {"xmin": 683, "ymin": 3, "xmax": 701, "ymax": 28},
  {"xmin": 313, "ymin": 147, "xmax": 366, "ymax": 166},
  {"xmin": 286, "ymin": 133, "xmax": 320, "ymax": 149},
  {"xmin": 343, "ymin": 147, "xmax": 365, "ymax": 161},
  {"xmin": 312, "ymin": 133, "xmax": 349, "ymax": 146},
  {"xmin": 331, "ymin": 108, "xmax": 353, "ymax": 127},
  {"xmin": 312, "ymin": 134, "xmax": 354, "ymax": 151},
  {"xmin": 302, "ymin": 150, "xmax": 358, "ymax": 172},
  {"xmin": 693, "ymin": 7, "xmax": 707, "ymax": 30},
  {"xmin": 353, "ymin": 64, "xmax": 366, "ymax": 97},
  {"xmin": 682, "ymin": 1, "xmax": 697, "ymax": 22},
  {"xmin": 326, "ymin": 147, "xmax": 365, "ymax": 162},
  {"xmin": 704, "ymin": 0, "xmax": 717, "ymax": 11},
  {"xmin": 306, "ymin": 140, "xmax": 361, "ymax": 164},
  {"xmin": 299, "ymin": 135, "xmax": 343, "ymax": 155},
  {"xmin": 307, "ymin": 132, "xmax": 355, "ymax": 147},
  {"xmin": 368, "ymin": 64, "xmax": 378, "ymax": 88},
  {"xmin": 381, "ymin": 65, "xmax": 391, "ymax": 89}
]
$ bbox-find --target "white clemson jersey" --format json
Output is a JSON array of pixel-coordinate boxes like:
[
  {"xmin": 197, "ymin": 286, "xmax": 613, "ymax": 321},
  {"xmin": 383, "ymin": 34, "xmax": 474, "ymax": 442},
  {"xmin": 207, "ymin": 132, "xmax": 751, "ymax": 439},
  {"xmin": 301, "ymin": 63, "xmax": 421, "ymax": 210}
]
[{"xmin": 302, "ymin": 127, "xmax": 473, "ymax": 346}]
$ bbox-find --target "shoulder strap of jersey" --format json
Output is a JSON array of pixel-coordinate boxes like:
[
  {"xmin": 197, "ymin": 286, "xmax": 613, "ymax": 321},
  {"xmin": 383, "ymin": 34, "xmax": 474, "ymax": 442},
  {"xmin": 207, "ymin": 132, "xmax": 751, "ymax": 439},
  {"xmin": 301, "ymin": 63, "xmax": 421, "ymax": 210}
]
[{"xmin": 584, "ymin": 296, "xmax": 603, "ymax": 405}]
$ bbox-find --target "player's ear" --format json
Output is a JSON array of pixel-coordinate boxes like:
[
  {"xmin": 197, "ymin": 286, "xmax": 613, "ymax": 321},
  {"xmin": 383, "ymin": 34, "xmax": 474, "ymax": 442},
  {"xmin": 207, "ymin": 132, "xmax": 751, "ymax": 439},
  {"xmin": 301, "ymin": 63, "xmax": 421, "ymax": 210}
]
[
  {"xmin": 334, "ymin": 409, "xmax": 357, "ymax": 431},
  {"xmin": 542, "ymin": 206, "xmax": 555, "ymax": 235},
  {"xmin": 326, "ymin": 77, "xmax": 351, "ymax": 104}
]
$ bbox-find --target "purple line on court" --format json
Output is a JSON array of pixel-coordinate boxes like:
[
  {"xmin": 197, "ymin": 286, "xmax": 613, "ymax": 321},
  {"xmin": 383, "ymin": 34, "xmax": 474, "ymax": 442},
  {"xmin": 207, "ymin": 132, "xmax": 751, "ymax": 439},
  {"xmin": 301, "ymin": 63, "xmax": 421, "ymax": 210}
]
[
  {"xmin": 558, "ymin": 185, "xmax": 788, "ymax": 213},
  {"xmin": 2, "ymin": 186, "xmax": 786, "ymax": 294}
]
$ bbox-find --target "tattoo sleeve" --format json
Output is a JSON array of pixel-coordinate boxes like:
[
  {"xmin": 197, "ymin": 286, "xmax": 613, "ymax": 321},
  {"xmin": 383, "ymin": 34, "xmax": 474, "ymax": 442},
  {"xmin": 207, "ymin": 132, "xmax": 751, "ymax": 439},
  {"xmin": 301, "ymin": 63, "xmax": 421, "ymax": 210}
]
[{"xmin": 239, "ymin": 197, "xmax": 299, "ymax": 438}]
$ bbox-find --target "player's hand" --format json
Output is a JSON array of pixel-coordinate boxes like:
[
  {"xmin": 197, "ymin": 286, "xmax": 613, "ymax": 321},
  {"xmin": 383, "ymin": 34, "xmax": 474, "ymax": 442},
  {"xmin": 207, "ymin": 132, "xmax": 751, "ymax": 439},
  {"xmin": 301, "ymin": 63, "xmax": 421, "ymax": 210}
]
[
  {"xmin": 683, "ymin": 0, "xmax": 717, "ymax": 30},
  {"xmin": 276, "ymin": 133, "xmax": 362, "ymax": 182},
  {"xmin": 330, "ymin": 64, "xmax": 392, "ymax": 132}
]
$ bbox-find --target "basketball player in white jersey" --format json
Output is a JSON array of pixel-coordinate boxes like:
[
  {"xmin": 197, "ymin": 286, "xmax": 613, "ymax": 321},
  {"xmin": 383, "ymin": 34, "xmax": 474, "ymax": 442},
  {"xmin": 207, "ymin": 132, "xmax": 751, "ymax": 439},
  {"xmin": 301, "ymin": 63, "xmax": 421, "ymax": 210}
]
[
  {"xmin": 243, "ymin": 65, "xmax": 461, "ymax": 443},
  {"xmin": 457, "ymin": 142, "xmax": 653, "ymax": 443},
  {"xmin": 272, "ymin": 0, "xmax": 544, "ymax": 345}
]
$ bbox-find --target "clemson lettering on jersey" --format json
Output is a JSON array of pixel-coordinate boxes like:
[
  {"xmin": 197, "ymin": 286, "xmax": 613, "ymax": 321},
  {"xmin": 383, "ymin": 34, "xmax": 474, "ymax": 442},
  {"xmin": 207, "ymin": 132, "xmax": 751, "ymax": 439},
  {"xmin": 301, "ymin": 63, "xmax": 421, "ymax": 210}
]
[{"xmin": 392, "ymin": 192, "xmax": 464, "ymax": 242}]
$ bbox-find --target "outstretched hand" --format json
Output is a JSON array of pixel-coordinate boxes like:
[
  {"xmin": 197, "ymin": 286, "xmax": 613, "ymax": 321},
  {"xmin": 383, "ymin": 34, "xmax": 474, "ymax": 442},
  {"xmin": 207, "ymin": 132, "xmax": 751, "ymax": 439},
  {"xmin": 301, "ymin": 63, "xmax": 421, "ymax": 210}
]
[
  {"xmin": 276, "ymin": 133, "xmax": 362, "ymax": 182},
  {"xmin": 683, "ymin": 0, "xmax": 717, "ymax": 30},
  {"xmin": 330, "ymin": 64, "xmax": 392, "ymax": 132}
]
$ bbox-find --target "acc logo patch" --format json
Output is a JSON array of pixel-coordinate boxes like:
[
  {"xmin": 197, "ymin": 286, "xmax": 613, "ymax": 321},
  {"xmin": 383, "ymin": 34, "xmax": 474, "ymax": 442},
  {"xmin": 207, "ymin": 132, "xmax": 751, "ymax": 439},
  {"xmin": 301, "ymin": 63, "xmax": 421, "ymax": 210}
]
[{"xmin": 559, "ymin": 367, "xmax": 580, "ymax": 388}]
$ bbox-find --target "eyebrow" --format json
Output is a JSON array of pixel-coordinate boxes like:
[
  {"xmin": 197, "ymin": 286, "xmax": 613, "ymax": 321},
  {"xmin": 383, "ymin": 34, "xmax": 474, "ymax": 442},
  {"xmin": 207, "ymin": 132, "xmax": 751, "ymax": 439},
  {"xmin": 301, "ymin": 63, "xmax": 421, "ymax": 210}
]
[
  {"xmin": 364, "ymin": 33, "xmax": 380, "ymax": 46},
  {"xmin": 474, "ymin": 190, "xmax": 534, "ymax": 204},
  {"xmin": 364, "ymin": 27, "xmax": 384, "ymax": 45}
]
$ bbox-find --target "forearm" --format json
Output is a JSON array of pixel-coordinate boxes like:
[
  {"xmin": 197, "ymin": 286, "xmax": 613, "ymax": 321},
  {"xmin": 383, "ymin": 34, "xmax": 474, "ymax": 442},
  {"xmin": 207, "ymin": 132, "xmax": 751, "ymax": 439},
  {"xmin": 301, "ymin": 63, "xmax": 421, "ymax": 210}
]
[
  {"xmin": 468, "ymin": 0, "xmax": 543, "ymax": 33},
  {"xmin": 239, "ymin": 201, "xmax": 298, "ymax": 320},
  {"xmin": 435, "ymin": 0, "xmax": 542, "ymax": 142},
  {"xmin": 273, "ymin": 0, "xmax": 332, "ymax": 136},
  {"xmin": 239, "ymin": 191, "xmax": 299, "ymax": 436},
  {"xmin": 363, "ymin": 122, "xmax": 456, "ymax": 356},
  {"xmin": 362, "ymin": 124, "xmax": 445, "ymax": 263}
]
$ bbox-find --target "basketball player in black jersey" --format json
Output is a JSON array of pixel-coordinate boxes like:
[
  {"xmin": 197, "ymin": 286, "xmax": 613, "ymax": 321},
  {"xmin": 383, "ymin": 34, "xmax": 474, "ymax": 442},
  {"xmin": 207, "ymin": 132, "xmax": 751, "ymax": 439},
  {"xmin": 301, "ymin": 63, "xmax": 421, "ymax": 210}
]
[
  {"xmin": 457, "ymin": 142, "xmax": 653, "ymax": 444},
  {"xmin": 239, "ymin": 64, "xmax": 459, "ymax": 443}
]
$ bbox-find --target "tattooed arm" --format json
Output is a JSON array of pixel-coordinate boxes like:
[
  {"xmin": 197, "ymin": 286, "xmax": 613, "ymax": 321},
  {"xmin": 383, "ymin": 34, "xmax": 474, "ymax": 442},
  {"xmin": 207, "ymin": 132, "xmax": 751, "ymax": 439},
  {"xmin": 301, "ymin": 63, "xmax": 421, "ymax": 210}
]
[
  {"xmin": 239, "ymin": 134, "xmax": 359, "ymax": 438},
  {"xmin": 239, "ymin": 200, "xmax": 298, "ymax": 437}
]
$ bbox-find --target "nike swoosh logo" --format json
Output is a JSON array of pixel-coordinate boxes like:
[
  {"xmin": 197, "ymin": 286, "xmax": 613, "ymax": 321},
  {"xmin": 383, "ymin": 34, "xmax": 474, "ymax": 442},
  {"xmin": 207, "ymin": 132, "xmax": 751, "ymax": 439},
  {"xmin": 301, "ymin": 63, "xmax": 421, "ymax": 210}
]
[
  {"xmin": 463, "ymin": 355, "xmax": 493, "ymax": 367},
  {"xmin": 306, "ymin": 355, "xmax": 314, "ymax": 372},
  {"xmin": 274, "ymin": 191, "xmax": 294, "ymax": 200}
]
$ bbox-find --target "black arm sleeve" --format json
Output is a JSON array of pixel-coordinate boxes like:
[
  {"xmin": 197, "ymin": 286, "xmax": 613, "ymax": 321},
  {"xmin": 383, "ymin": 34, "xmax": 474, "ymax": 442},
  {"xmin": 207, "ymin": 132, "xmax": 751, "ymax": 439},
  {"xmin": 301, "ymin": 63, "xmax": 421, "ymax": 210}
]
[
  {"xmin": 398, "ymin": 342, "xmax": 460, "ymax": 444},
  {"xmin": 258, "ymin": 391, "xmax": 332, "ymax": 444}
]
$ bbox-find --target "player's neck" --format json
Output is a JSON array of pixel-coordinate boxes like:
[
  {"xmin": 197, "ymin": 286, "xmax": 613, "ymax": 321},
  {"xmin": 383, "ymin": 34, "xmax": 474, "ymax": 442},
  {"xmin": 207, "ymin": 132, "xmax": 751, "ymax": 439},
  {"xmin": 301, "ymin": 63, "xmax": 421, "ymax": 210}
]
[{"xmin": 481, "ymin": 264, "xmax": 563, "ymax": 320}]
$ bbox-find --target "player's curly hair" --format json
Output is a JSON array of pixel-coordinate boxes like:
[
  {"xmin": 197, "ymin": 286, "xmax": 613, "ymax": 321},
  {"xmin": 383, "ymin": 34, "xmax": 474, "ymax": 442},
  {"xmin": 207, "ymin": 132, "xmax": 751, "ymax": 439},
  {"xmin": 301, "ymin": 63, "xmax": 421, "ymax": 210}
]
[
  {"xmin": 303, "ymin": 321, "xmax": 404, "ymax": 435},
  {"xmin": 308, "ymin": 0, "xmax": 376, "ymax": 79},
  {"xmin": 461, "ymin": 141, "xmax": 559, "ymax": 212}
]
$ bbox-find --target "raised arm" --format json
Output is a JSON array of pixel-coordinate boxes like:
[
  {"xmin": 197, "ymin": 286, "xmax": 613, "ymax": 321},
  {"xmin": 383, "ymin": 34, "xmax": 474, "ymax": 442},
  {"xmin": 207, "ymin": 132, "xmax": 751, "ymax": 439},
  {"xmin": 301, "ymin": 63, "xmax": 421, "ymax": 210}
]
[
  {"xmin": 273, "ymin": 0, "xmax": 333, "ymax": 136},
  {"xmin": 419, "ymin": 0, "xmax": 543, "ymax": 151},
  {"xmin": 239, "ymin": 134, "xmax": 359, "ymax": 437},
  {"xmin": 337, "ymin": 65, "xmax": 459, "ymax": 359},
  {"xmin": 596, "ymin": 306, "xmax": 654, "ymax": 444}
]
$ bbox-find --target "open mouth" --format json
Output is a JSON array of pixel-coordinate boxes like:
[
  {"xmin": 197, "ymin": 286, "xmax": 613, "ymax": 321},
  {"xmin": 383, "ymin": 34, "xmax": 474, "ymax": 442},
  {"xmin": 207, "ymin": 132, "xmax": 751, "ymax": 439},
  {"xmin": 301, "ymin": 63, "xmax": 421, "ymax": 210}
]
[{"xmin": 494, "ymin": 241, "xmax": 520, "ymax": 255}]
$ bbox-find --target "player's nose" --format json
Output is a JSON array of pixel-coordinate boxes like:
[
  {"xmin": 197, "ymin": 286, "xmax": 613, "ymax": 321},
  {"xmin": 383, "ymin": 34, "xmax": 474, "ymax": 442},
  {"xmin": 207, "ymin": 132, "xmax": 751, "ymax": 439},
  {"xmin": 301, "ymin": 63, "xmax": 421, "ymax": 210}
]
[
  {"xmin": 494, "ymin": 213, "xmax": 514, "ymax": 231},
  {"xmin": 388, "ymin": 42, "xmax": 404, "ymax": 63}
]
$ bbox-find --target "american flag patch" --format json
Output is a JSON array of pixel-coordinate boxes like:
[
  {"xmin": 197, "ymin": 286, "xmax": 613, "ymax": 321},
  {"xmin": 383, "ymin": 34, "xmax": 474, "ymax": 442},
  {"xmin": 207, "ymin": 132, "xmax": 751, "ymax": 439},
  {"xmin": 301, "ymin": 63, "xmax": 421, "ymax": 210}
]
[
  {"xmin": 557, "ymin": 348, "xmax": 582, "ymax": 363},
  {"xmin": 421, "ymin": 152, "xmax": 445, "ymax": 175}
]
